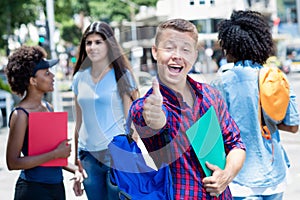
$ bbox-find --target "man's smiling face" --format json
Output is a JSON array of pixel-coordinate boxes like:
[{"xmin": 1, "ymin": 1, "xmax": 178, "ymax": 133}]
[{"xmin": 152, "ymin": 28, "xmax": 198, "ymax": 90}]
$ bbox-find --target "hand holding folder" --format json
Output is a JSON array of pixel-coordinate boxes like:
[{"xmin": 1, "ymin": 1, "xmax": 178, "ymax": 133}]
[
  {"xmin": 186, "ymin": 106, "xmax": 226, "ymax": 177},
  {"xmin": 28, "ymin": 112, "xmax": 68, "ymax": 166}
]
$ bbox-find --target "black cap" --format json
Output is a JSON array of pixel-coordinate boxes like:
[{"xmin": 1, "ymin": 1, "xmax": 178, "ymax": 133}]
[{"xmin": 32, "ymin": 59, "xmax": 59, "ymax": 76}]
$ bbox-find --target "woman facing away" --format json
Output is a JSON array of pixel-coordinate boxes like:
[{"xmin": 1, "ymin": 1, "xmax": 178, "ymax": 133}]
[
  {"xmin": 211, "ymin": 10, "xmax": 299, "ymax": 200},
  {"xmin": 71, "ymin": 21, "xmax": 139, "ymax": 199},
  {"xmin": 5, "ymin": 45, "xmax": 84, "ymax": 200}
]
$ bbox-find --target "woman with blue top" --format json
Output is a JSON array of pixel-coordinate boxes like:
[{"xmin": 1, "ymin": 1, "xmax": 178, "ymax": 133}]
[
  {"xmin": 211, "ymin": 10, "xmax": 300, "ymax": 200},
  {"xmin": 72, "ymin": 21, "xmax": 139, "ymax": 199},
  {"xmin": 5, "ymin": 45, "xmax": 83, "ymax": 200}
]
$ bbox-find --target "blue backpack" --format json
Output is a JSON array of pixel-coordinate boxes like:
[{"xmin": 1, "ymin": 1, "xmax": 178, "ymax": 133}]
[{"xmin": 107, "ymin": 119, "xmax": 173, "ymax": 200}]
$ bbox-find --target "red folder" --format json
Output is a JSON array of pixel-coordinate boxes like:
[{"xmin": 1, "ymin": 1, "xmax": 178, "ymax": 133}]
[{"xmin": 28, "ymin": 112, "xmax": 68, "ymax": 166}]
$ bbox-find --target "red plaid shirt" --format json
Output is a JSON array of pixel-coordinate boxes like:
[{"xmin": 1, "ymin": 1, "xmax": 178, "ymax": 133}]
[{"xmin": 130, "ymin": 76, "xmax": 245, "ymax": 200}]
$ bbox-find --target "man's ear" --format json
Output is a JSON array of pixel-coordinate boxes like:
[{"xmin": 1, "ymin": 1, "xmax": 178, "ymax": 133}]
[{"xmin": 151, "ymin": 45, "xmax": 158, "ymax": 61}]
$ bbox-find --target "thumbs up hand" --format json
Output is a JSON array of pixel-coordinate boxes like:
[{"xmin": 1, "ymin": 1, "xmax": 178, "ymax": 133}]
[
  {"xmin": 142, "ymin": 78, "xmax": 166, "ymax": 130},
  {"xmin": 151, "ymin": 77, "xmax": 162, "ymax": 97}
]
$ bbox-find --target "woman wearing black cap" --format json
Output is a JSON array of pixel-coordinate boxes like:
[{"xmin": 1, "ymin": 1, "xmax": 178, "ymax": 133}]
[{"xmin": 5, "ymin": 45, "xmax": 84, "ymax": 200}]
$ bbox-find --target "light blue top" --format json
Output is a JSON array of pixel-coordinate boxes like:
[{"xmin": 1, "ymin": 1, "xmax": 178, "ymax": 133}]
[
  {"xmin": 72, "ymin": 67, "xmax": 126, "ymax": 152},
  {"xmin": 211, "ymin": 60, "xmax": 299, "ymax": 188}
]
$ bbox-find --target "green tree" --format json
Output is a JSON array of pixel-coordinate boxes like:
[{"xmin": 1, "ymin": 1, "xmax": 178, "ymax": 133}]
[
  {"xmin": 58, "ymin": 0, "xmax": 157, "ymax": 45},
  {"xmin": 0, "ymin": 0, "xmax": 158, "ymax": 52},
  {"xmin": 89, "ymin": 0, "xmax": 157, "ymax": 22},
  {"xmin": 0, "ymin": 0, "xmax": 44, "ymax": 55}
]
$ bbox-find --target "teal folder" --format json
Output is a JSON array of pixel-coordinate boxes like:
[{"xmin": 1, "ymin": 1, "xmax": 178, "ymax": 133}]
[{"xmin": 186, "ymin": 106, "xmax": 226, "ymax": 177}]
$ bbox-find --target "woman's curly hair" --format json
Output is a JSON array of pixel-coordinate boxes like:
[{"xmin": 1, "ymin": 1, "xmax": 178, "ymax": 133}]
[
  {"xmin": 5, "ymin": 45, "xmax": 47, "ymax": 96},
  {"xmin": 218, "ymin": 10, "xmax": 274, "ymax": 65}
]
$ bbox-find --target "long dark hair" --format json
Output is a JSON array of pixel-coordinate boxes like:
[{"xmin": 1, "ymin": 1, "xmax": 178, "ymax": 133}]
[{"xmin": 73, "ymin": 21, "xmax": 138, "ymax": 99}]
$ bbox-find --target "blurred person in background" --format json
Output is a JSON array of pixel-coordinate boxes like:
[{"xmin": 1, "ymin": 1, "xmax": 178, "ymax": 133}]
[
  {"xmin": 211, "ymin": 10, "xmax": 299, "ymax": 200},
  {"xmin": 71, "ymin": 21, "xmax": 139, "ymax": 199}
]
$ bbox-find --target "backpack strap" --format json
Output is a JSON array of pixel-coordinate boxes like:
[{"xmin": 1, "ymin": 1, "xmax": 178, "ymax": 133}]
[{"xmin": 258, "ymin": 68, "xmax": 274, "ymax": 162}]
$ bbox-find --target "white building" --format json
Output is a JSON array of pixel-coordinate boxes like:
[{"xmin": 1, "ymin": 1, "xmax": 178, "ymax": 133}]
[{"xmin": 118, "ymin": 0, "xmax": 285, "ymax": 72}]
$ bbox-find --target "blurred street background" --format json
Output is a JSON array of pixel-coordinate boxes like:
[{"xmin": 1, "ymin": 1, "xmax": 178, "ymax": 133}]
[
  {"xmin": 0, "ymin": 0, "xmax": 300, "ymax": 199},
  {"xmin": 0, "ymin": 72, "xmax": 299, "ymax": 199}
]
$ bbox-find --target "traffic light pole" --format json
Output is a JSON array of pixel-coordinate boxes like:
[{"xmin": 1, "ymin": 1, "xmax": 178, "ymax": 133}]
[
  {"xmin": 46, "ymin": 0, "xmax": 62, "ymax": 112},
  {"xmin": 46, "ymin": 0, "xmax": 56, "ymax": 60}
]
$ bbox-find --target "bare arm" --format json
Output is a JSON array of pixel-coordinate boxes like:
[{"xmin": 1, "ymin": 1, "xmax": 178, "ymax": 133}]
[
  {"xmin": 63, "ymin": 162, "xmax": 78, "ymax": 174},
  {"xmin": 203, "ymin": 148, "xmax": 246, "ymax": 196},
  {"xmin": 222, "ymin": 148, "xmax": 246, "ymax": 182},
  {"xmin": 6, "ymin": 110, "xmax": 71, "ymax": 170},
  {"xmin": 74, "ymin": 96, "xmax": 82, "ymax": 165},
  {"xmin": 123, "ymin": 93, "xmax": 133, "ymax": 119},
  {"xmin": 123, "ymin": 89, "xmax": 140, "ymax": 141},
  {"xmin": 277, "ymin": 123, "xmax": 298, "ymax": 133},
  {"xmin": 71, "ymin": 97, "xmax": 88, "ymax": 196},
  {"xmin": 123, "ymin": 89, "xmax": 140, "ymax": 118}
]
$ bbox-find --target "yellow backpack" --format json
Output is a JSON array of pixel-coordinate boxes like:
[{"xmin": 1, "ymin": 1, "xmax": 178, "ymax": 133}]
[{"xmin": 258, "ymin": 66, "xmax": 290, "ymax": 139}]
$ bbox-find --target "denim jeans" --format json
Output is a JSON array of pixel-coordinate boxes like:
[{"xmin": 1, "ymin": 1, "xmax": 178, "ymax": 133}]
[
  {"xmin": 79, "ymin": 150, "xmax": 111, "ymax": 200},
  {"xmin": 234, "ymin": 192, "xmax": 283, "ymax": 200}
]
